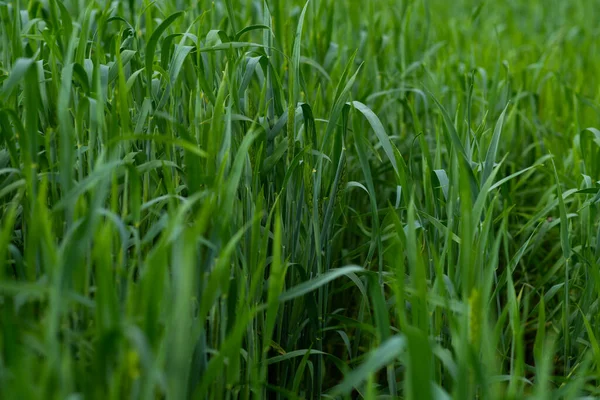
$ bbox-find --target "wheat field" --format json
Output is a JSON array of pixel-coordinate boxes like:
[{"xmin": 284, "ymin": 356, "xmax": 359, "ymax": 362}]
[{"xmin": 1, "ymin": 0, "xmax": 600, "ymax": 398}]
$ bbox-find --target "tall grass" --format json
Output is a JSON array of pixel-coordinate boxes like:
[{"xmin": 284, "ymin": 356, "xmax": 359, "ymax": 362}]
[{"xmin": 1, "ymin": 0, "xmax": 599, "ymax": 398}]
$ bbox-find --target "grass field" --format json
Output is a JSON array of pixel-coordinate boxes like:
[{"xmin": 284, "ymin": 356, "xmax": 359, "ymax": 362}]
[{"xmin": 1, "ymin": 0, "xmax": 600, "ymax": 398}]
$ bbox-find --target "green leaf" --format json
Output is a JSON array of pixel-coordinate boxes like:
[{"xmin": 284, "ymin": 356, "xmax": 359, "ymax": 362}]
[
  {"xmin": 267, "ymin": 349, "xmax": 326, "ymax": 365},
  {"xmin": 145, "ymin": 12, "xmax": 184, "ymax": 95},
  {"xmin": 429, "ymin": 93, "xmax": 479, "ymax": 201},
  {"xmin": 482, "ymin": 103, "xmax": 509, "ymax": 186},
  {"xmin": 279, "ymin": 266, "xmax": 363, "ymax": 303},
  {"xmin": 584, "ymin": 127, "xmax": 600, "ymax": 147},
  {"xmin": 351, "ymin": 101, "xmax": 400, "ymax": 177},
  {"xmin": 330, "ymin": 335, "xmax": 406, "ymax": 396},
  {"xmin": 552, "ymin": 159, "xmax": 571, "ymax": 260},
  {"xmin": 234, "ymin": 24, "xmax": 272, "ymax": 41},
  {"xmin": 0, "ymin": 58, "xmax": 35, "ymax": 101}
]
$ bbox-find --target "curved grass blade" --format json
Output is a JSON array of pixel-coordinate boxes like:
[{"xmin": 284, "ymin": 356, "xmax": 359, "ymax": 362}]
[
  {"xmin": 351, "ymin": 101, "xmax": 399, "ymax": 177},
  {"xmin": 330, "ymin": 335, "xmax": 406, "ymax": 396},
  {"xmin": 145, "ymin": 11, "xmax": 184, "ymax": 96},
  {"xmin": 279, "ymin": 266, "xmax": 363, "ymax": 303},
  {"xmin": 0, "ymin": 58, "xmax": 35, "ymax": 101},
  {"xmin": 482, "ymin": 103, "xmax": 509, "ymax": 187},
  {"xmin": 429, "ymin": 92, "xmax": 479, "ymax": 201}
]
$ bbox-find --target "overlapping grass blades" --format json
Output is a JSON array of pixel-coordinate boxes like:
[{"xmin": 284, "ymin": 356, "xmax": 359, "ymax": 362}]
[{"xmin": 1, "ymin": 0, "xmax": 600, "ymax": 399}]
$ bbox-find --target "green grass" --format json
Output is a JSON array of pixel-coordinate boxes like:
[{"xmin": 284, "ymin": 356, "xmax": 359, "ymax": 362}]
[{"xmin": 0, "ymin": 0, "xmax": 599, "ymax": 398}]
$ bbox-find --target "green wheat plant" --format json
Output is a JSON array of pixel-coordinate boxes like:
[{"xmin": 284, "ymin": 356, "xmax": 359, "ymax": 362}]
[{"xmin": 0, "ymin": 0, "xmax": 599, "ymax": 399}]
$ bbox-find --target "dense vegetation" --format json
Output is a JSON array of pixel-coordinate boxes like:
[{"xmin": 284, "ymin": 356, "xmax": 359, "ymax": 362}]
[{"xmin": 1, "ymin": 0, "xmax": 599, "ymax": 398}]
